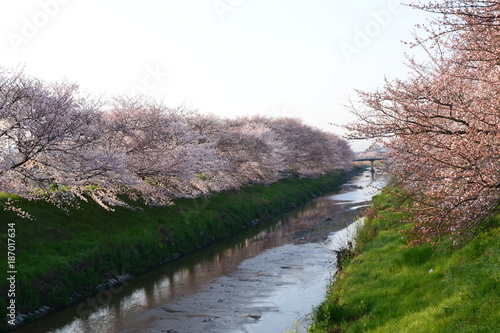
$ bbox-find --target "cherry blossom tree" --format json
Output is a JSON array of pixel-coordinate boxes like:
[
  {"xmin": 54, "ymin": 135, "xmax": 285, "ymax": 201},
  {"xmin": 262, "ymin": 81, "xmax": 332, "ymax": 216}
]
[
  {"xmin": 267, "ymin": 117, "xmax": 353, "ymax": 176},
  {"xmin": 346, "ymin": 0, "xmax": 500, "ymax": 248},
  {"xmin": 1, "ymin": 67, "xmax": 354, "ymax": 212},
  {"xmin": 188, "ymin": 115, "xmax": 353, "ymax": 188},
  {"xmin": 0, "ymin": 67, "xmax": 131, "ymax": 209},
  {"xmin": 214, "ymin": 116, "xmax": 288, "ymax": 186},
  {"xmin": 103, "ymin": 97, "xmax": 226, "ymax": 203}
]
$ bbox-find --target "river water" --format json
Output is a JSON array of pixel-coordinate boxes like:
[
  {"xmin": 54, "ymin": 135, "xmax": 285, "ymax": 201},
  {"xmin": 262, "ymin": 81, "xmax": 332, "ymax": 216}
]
[{"xmin": 17, "ymin": 170, "xmax": 387, "ymax": 333}]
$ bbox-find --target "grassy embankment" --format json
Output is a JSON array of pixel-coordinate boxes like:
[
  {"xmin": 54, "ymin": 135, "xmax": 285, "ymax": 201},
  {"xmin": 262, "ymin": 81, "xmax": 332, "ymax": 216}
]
[
  {"xmin": 0, "ymin": 170, "xmax": 355, "ymax": 330},
  {"xmin": 310, "ymin": 186, "xmax": 500, "ymax": 333}
]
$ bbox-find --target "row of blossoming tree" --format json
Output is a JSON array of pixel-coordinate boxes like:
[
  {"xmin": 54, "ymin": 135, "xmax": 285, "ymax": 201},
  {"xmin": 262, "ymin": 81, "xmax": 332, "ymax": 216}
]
[
  {"xmin": 346, "ymin": 0, "xmax": 500, "ymax": 248},
  {"xmin": 0, "ymin": 67, "xmax": 354, "ymax": 211}
]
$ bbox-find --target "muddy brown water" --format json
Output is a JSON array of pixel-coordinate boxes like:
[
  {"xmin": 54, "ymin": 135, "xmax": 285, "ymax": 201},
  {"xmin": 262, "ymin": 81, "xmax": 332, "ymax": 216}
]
[{"xmin": 16, "ymin": 170, "xmax": 387, "ymax": 333}]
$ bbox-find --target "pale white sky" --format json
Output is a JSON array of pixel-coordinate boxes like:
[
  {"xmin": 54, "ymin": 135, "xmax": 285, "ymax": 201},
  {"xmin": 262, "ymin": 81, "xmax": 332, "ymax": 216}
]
[{"xmin": 1, "ymin": 0, "xmax": 432, "ymax": 151}]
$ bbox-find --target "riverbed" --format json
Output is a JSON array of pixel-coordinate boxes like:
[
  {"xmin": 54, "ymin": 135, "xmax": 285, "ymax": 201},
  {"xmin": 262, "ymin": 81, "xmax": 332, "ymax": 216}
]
[{"xmin": 16, "ymin": 170, "xmax": 387, "ymax": 333}]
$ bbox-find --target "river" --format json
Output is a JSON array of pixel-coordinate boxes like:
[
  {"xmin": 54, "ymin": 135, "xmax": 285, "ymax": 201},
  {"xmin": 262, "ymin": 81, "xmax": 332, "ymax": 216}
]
[{"xmin": 16, "ymin": 169, "xmax": 387, "ymax": 333}]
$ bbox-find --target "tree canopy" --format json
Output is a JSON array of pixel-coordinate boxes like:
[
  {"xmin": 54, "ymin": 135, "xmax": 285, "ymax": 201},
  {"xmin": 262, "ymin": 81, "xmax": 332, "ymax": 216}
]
[{"xmin": 0, "ymin": 67, "xmax": 354, "ymax": 212}]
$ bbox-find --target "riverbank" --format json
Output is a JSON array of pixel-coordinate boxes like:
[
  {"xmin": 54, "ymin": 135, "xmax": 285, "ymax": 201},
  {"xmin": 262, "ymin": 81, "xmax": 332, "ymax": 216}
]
[
  {"xmin": 0, "ymin": 169, "xmax": 359, "ymax": 332},
  {"xmin": 309, "ymin": 187, "xmax": 500, "ymax": 332}
]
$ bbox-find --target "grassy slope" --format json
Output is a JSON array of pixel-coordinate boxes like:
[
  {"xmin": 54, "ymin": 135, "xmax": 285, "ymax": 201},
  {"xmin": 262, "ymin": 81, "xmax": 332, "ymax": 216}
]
[
  {"xmin": 0, "ymin": 171, "xmax": 352, "ymax": 329},
  {"xmin": 310, "ymin": 187, "xmax": 500, "ymax": 333}
]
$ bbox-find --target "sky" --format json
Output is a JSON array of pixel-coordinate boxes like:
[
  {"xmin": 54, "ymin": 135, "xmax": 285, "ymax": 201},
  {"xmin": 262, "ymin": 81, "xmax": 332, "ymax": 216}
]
[{"xmin": 1, "ymin": 0, "xmax": 433, "ymax": 151}]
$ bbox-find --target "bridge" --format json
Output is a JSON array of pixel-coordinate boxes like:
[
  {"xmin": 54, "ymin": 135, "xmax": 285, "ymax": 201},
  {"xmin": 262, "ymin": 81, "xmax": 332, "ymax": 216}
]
[{"xmin": 354, "ymin": 148, "xmax": 387, "ymax": 166}]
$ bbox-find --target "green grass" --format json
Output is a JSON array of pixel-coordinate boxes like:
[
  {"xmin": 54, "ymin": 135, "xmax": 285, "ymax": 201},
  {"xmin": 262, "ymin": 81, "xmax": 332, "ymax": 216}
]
[
  {"xmin": 0, "ymin": 170, "xmax": 355, "ymax": 331},
  {"xmin": 310, "ymin": 187, "xmax": 500, "ymax": 333}
]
